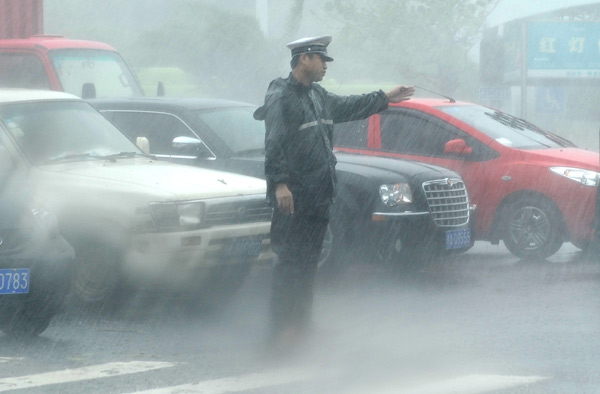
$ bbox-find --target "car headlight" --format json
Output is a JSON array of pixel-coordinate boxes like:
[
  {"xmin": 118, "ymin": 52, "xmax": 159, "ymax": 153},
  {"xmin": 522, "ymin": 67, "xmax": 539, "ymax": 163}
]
[
  {"xmin": 550, "ymin": 167, "xmax": 600, "ymax": 187},
  {"xmin": 380, "ymin": 183, "xmax": 413, "ymax": 206},
  {"xmin": 150, "ymin": 201, "xmax": 205, "ymax": 229}
]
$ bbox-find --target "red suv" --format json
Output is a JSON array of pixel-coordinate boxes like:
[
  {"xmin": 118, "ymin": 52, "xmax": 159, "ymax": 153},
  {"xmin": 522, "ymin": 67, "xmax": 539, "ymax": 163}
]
[{"xmin": 334, "ymin": 98, "xmax": 600, "ymax": 259}]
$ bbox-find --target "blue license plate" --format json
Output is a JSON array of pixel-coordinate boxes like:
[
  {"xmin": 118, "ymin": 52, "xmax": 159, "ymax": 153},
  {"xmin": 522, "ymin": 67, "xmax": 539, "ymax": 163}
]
[
  {"xmin": 222, "ymin": 238, "xmax": 263, "ymax": 261},
  {"xmin": 446, "ymin": 228, "xmax": 471, "ymax": 250},
  {"xmin": 0, "ymin": 268, "xmax": 30, "ymax": 295}
]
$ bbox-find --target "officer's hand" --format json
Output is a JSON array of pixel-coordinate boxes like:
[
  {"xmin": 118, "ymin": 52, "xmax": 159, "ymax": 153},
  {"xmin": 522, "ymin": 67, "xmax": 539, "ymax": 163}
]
[
  {"xmin": 386, "ymin": 86, "xmax": 415, "ymax": 103},
  {"xmin": 276, "ymin": 183, "xmax": 294, "ymax": 215}
]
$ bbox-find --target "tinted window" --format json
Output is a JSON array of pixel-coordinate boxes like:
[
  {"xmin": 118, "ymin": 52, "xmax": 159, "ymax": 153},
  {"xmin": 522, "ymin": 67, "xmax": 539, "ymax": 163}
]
[
  {"xmin": 195, "ymin": 107, "xmax": 264, "ymax": 154},
  {"xmin": 380, "ymin": 109, "xmax": 497, "ymax": 161},
  {"xmin": 380, "ymin": 112, "xmax": 452, "ymax": 156},
  {"xmin": 333, "ymin": 118, "xmax": 368, "ymax": 148},
  {"xmin": 0, "ymin": 54, "xmax": 50, "ymax": 89},
  {"xmin": 110, "ymin": 112, "xmax": 198, "ymax": 156},
  {"xmin": 437, "ymin": 104, "xmax": 575, "ymax": 149}
]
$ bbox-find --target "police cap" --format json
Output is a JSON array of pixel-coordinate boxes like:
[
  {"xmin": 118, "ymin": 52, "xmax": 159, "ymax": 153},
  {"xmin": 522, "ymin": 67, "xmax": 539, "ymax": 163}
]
[{"xmin": 286, "ymin": 35, "xmax": 334, "ymax": 62}]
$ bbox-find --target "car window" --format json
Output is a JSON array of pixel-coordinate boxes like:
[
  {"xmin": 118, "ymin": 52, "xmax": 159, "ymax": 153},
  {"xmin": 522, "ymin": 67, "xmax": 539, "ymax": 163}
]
[
  {"xmin": 49, "ymin": 49, "xmax": 143, "ymax": 98},
  {"xmin": 333, "ymin": 118, "xmax": 368, "ymax": 148},
  {"xmin": 380, "ymin": 112, "xmax": 444, "ymax": 155},
  {"xmin": 0, "ymin": 101, "xmax": 139, "ymax": 165},
  {"xmin": 0, "ymin": 53, "xmax": 51, "ymax": 90},
  {"xmin": 379, "ymin": 109, "xmax": 497, "ymax": 161},
  {"xmin": 110, "ymin": 111, "xmax": 201, "ymax": 156},
  {"xmin": 194, "ymin": 107, "xmax": 264, "ymax": 155},
  {"xmin": 436, "ymin": 104, "xmax": 575, "ymax": 149}
]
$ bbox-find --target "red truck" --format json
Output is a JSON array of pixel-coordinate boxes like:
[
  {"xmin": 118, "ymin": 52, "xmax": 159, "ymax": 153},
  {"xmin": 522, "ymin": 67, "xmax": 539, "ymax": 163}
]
[
  {"xmin": 0, "ymin": 0, "xmax": 149, "ymax": 98},
  {"xmin": 0, "ymin": 35, "xmax": 146, "ymax": 98}
]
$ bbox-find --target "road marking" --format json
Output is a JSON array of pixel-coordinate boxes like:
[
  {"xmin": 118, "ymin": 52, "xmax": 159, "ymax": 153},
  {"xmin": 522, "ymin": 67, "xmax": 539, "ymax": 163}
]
[
  {"xmin": 0, "ymin": 361, "xmax": 177, "ymax": 392},
  {"xmin": 348, "ymin": 374, "xmax": 549, "ymax": 394},
  {"xmin": 0, "ymin": 357, "xmax": 22, "ymax": 364},
  {"xmin": 125, "ymin": 367, "xmax": 316, "ymax": 394}
]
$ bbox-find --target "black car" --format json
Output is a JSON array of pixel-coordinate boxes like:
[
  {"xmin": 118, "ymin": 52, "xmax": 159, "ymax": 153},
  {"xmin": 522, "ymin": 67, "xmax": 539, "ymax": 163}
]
[
  {"xmin": 0, "ymin": 145, "xmax": 75, "ymax": 337},
  {"xmin": 90, "ymin": 97, "xmax": 476, "ymax": 271}
]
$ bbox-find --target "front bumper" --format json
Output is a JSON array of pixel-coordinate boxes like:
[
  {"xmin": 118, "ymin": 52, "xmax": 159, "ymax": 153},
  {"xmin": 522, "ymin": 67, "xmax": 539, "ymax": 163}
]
[
  {"xmin": 121, "ymin": 221, "xmax": 272, "ymax": 288},
  {"xmin": 366, "ymin": 205, "xmax": 477, "ymax": 258},
  {"xmin": 0, "ymin": 234, "xmax": 74, "ymax": 311}
]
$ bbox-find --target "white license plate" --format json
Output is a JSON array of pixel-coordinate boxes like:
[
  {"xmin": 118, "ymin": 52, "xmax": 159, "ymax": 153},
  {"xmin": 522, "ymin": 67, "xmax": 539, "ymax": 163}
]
[
  {"xmin": 222, "ymin": 238, "xmax": 262, "ymax": 261},
  {"xmin": 0, "ymin": 268, "xmax": 30, "ymax": 295},
  {"xmin": 446, "ymin": 228, "xmax": 471, "ymax": 250}
]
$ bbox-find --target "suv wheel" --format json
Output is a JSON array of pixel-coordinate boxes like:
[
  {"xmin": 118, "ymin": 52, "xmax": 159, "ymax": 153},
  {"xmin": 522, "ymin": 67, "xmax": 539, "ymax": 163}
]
[
  {"xmin": 503, "ymin": 198, "xmax": 563, "ymax": 259},
  {"xmin": 71, "ymin": 239, "xmax": 119, "ymax": 304}
]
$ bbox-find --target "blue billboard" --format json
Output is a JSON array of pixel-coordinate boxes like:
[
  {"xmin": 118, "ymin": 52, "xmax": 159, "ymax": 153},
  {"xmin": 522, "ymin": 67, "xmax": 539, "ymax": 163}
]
[{"xmin": 527, "ymin": 21, "xmax": 600, "ymax": 78}]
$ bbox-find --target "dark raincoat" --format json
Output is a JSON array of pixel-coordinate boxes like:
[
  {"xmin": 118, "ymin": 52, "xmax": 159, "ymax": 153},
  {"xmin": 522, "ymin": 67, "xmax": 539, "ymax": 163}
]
[{"xmin": 254, "ymin": 73, "xmax": 389, "ymax": 217}]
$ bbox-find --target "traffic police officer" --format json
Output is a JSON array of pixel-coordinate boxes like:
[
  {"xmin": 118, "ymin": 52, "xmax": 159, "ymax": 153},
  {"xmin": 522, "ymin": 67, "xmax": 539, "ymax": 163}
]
[{"xmin": 254, "ymin": 35, "xmax": 414, "ymax": 351}]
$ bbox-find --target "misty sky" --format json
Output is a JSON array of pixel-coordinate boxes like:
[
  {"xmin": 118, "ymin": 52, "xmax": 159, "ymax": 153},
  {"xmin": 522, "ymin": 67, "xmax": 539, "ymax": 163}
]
[{"xmin": 487, "ymin": 0, "xmax": 600, "ymax": 25}]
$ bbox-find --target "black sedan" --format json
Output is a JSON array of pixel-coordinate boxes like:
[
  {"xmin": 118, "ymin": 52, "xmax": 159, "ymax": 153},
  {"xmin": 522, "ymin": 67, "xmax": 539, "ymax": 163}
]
[
  {"xmin": 0, "ymin": 148, "xmax": 75, "ymax": 337},
  {"xmin": 89, "ymin": 97, "xmax": 476, "ymax": 272}
]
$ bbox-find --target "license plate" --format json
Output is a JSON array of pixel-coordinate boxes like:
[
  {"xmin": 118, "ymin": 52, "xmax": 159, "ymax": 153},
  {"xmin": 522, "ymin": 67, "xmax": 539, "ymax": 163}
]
[
  {"xmin": 446, "ymin": 228, "xmax": 471, "ymax": 250},
  {"xmin": 222, "ymin": 237, "xmax": 263, "ymax": 261},
  {"xmin": 0, "ymin": 268, "xmax": 30, "ymax": 295}
]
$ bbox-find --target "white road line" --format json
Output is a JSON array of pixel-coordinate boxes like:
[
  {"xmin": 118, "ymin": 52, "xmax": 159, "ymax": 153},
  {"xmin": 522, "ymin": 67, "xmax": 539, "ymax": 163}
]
[
  {"xmin": 0, "ymin": 357, "xmax": 22, "ymax": 364},
  {"xmin": 125, "ymin": 367, "xmax": 316, "ymax": 394},
  {"xmin": 0, "ymin": 361, "xmax": 177, "ymax": 392},
  {"xmin": 349, "ymin": 374, "xmax": 549, "ymax": 394}
]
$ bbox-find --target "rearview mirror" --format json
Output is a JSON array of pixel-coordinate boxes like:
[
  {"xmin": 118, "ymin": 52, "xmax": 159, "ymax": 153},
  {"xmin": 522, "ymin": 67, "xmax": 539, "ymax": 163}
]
[
  {"xmin": 81, "ymin": 82, "xmax": 97, "ymax": 99},
  {"xmin": 444, "ymin": 139, "xmax": 472, "ymax": 155}
]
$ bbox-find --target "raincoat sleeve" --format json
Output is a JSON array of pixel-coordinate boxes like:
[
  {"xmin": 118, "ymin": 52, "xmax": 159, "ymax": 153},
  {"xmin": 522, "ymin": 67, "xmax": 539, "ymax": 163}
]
[
  {"xmin": 263, "ymin": 96, "xmax": 291, "ymax": 186},
  {"xmin": 325, "ymin": 89, "xmax": 389, "ymax": 123}
]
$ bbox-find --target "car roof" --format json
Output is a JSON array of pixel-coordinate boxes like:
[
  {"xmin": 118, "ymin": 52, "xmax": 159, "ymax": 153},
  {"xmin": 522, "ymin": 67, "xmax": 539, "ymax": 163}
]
[
  {"xmin": 390, "ymin": 97, "xmax": 475, "ymax": 108},
  {"xmin": 0, "ymin": 35, "xmax": 118, "ymax": 51},
  {"xmin": 0, "ymin": 89, "xmax": 79, "ymax": 103},
  {"xmin": 88, "ymin": 96, "xmax": 256, "ymax": 112}
]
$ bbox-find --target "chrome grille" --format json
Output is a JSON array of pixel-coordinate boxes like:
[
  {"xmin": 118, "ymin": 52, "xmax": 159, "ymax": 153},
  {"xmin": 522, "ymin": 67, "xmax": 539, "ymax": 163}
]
[
  {"xmin": 422, "ymin": 178, "xmax": 469, "ymax": 227},
  {"xmin": 205, "ymin": 196, "xmax": 273, "ymax": 227}
]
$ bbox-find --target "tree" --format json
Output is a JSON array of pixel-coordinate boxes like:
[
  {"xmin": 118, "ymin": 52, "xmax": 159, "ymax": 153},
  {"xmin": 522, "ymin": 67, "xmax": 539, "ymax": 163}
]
[{"xmin": 324, "ymin": 0, "xmax": 499, "ymax": 98}]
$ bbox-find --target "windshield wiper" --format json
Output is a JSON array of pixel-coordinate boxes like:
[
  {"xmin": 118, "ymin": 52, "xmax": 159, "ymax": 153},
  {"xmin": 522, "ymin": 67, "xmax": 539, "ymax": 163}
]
[
  {"xmin": 97, "ymin": 151, "xmax": 155, "ymax": 161},
  {"xmin": 45, "ymin": 153, "xmax": 97, "ymax": 163}
]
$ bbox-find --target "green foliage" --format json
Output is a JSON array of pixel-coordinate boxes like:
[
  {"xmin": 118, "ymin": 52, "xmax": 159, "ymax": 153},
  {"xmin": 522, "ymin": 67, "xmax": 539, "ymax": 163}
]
[
  {"xmin": 45, "ymin": 0, "xmax": 280, "ymax": 103},
  {"xmin": 325, "ymin": 0, "xmax": 499, "ymax": 98}
]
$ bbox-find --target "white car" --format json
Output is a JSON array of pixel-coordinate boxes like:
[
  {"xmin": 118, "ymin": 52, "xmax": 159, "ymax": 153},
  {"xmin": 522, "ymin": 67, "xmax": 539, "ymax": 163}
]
[{"xmin": 0, "ymin": 89, "xmax": 272, "ymax": 305}]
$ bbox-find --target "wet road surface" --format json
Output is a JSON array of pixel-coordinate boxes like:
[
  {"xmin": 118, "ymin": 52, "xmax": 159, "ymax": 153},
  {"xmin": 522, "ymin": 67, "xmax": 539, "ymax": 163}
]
[{"xmin": 0, "ymin": 242, "xmax": 599, "ymax": 393}]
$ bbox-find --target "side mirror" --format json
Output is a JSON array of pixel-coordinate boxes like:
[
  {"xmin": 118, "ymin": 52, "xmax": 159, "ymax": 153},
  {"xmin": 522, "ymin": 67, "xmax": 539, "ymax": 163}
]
[
  {"xmin": 444, "ymin": 139, "xmax": 472, "ymax": 155},
  {"xmin": 81, "ymin": 82, "xmax": 97, "ymax": 99},
  {"xmin": 172, "ymin": 136, "xmax": 201, "ymax": 150},
  {"xmin": 172, "ymin": 136, "xmax": 213, "ymax": 159},
  {"xmin": 157, "ymin": 81, "xmax": 165, "ymax": 96}
]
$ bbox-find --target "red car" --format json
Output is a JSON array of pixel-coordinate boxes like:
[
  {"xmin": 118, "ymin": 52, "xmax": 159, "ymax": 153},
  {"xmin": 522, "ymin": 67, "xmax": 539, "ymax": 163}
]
[{"xmin": 334, "ymin": 97, "xmax": 600, "ymax": 259}]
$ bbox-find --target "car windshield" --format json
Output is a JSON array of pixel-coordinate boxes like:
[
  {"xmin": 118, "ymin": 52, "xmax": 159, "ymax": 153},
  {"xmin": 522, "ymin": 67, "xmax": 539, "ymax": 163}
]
[
  {"xmin": 436, "ymin": 104, "xmax": 576, "ymax": 149},
  {"xmin": 49, "ymin": 49, "xmax": 143, "ymax": 98},
  {"xmin": 0, "ymin": 101, "xmax": 141, "ymax": 165},
  {"xmin": 194, "ymin": 106, "xmax": 265, "ymax": 155}
]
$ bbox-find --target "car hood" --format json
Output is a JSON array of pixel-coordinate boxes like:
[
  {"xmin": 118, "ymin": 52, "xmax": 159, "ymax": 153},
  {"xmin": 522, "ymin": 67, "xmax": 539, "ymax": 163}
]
[
  {"xmin": 520, "ymin": 147, "xmax": 600, "ymax": 170},
  {"xmin": 335, "ymin": 152, "xmax": 460, "ymax": 179},
  {"xmin": 34, "ymin": 157, "xmax": 266, "ymax": 200}
]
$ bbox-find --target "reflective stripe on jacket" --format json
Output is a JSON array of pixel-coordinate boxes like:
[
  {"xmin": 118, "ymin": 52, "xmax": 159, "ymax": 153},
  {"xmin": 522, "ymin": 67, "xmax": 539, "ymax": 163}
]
[{"xmin": 254, "ymin": 73, "xmax": 389, "ymax": 216}]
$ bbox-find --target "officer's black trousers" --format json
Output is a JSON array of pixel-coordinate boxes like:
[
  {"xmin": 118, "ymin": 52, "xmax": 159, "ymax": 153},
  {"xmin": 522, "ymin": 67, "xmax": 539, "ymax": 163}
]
[{"xmin": 269, "ymin": 209, "xmax": 328, "ymax": 338}]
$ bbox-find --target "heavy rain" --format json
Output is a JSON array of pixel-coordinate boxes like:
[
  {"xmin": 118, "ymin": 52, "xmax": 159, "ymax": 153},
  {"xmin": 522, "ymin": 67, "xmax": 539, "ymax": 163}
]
[{"xmin": 0, "ymin": 0, "xmax": 599, "ymax": 393}]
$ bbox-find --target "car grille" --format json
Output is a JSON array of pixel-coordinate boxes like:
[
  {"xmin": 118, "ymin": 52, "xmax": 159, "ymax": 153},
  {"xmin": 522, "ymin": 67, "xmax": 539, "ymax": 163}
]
[
  {"xmin": 422, "ymin": 178, "xmax": 469, "ymax": 227},
  {"xmin": 204, "ymin": 197, "xmax": 273, "ymax": 227}
]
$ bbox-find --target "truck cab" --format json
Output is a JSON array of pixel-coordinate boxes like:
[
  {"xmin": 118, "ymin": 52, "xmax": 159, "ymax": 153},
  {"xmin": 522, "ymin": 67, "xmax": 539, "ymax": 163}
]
[{"xmin": 0, "ymin": 35, "xmax": 145, "ymax": 98}]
